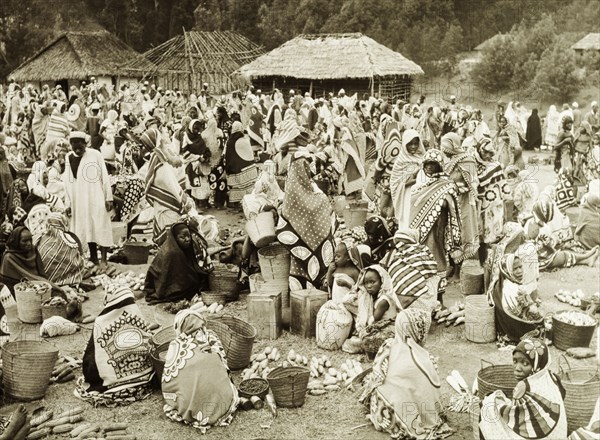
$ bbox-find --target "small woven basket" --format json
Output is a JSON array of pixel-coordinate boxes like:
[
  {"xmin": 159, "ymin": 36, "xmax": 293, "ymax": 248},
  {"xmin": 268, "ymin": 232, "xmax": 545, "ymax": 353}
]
[
  {"xmin": 246, "ymin": 211, "xmax": 277, "ymax": 249},
  {"xmin": 469, "ymin": 402, "xmax": 481, "ymax": 440},
  {"xmin": 209, "ymin": 265, "xmax": 239, "ymax": 301},
  {"xmin": 558, "ymin": 355, "xmax": 600, "ymax": 433},
  {"xmin": 237, "ymin": 378, "xmax": 269, "ymax": 399},
  {"xmin": 15, "ymin": 281, "xmax": 51, "ymax": 324},
  {"xmin": 206, "ymin": 316, "xmax": 256, "ymax": 370},
  {"xmin": 461, "ymin": 260, "xmax": 484, "ymax": 295},
  {"xmin": 151, "ymin": 326, "xmax": 176, "ymax": 348},
  {"xmin": 202, "ymin": 291, "xmax": 228, "ymax": 305},
  {"xmin": 477, "ymin": 359, "xmax": 517, "ymax": 400},
  {"xmin": 465, "ymin": 295, "xmax": 496, "ymax": 343},
  {"xmin": 552, "ymin": 311, "xmax": 597, "ymax": 351},
  {"xmin": 150, "ymin": 342, "xmax": 171, "ymax": 380},
  {"xmin": 41, "ymin": 301, "xmax": 67, "ymax": 320},
  {"xmin": 267, "ymin": 366, "xmax": 310, "ymax": 408},
  {"xmin": 258, "ymin": 244, "xmax": 290, "ymax": 282},
  {"xmin": 1, "ymin": 341, "xmax": 58, "ymax": 400}
]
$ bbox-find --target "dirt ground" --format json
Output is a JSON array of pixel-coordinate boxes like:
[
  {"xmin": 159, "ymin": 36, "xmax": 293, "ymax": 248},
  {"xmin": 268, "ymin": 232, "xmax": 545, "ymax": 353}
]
[{"xmin": 1, "ymin": 151, "xmax": 598, "ymax": 440}]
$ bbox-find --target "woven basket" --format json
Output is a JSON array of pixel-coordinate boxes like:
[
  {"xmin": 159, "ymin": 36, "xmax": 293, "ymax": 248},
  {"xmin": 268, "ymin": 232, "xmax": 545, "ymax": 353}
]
[
  {"xmin": 41, "ymin": 301, "xmax": 67, "ymax": 320},
  {"xmin": 15, "ymin": 281, "xmax": 51, "ymax": 324},
  {"xmin": 258, "ymin": 244, "xmax": 290, "ymax": 282},
  {"xmin": 238, "ymin": 378, "xmax": 269, "ymax": 399},
  {"xmin": 465, "ymin": 295, "xmax": 496, "ymax": 343},
  {"xmin": 255, "ymin": 277, "xmax": 290, "ymax": 308},
  {"xmin": 122, "ymin": 241, "xmax": 152, "ymax": 264},
  {"xmin": 206, "ymin": 316, "xmax": 256, "ymax": 370},
  {"xmin": 267, "ymin": 366, "xmax": 310, "ymax": 408},
  {"xmin": 343, "ymin": 207, "xmax": 368, "ymax": 229},
  {"xmin": 477, "ymin": 359, "xmax": 517, "ymax": 400},
  {"xmin": 1, "ymin": 341, "xmax": 58, "ymax": 400},
  {"xmin": 552, "ymin": 311, "xmax": 597, "ymax": 351},
  {"xmin": 246, "ymin": 212, "xmax": 277, "ymax": 249},
  {"xmin": 150, "ymin": 342, "xmax": 171, "ymax": 380},
  {"xmin": 202, "ymin": 291, "xmax": 228, "ymax": 305},
  {"xmin": 558, "ymin": 355, "xmax": 600, "ymax": 432},
  {"xmin": 209, "ymin": 265, "xmax": 239, "ymax": 301},
  {"xmin": 469, "ymin": 402, "xmax": 481, "ymax": 440},
  {"xmin": 461, "ymin": 260, "xmax": 484, "ymax": 296},
  {"xmin": 151, "ymin": 326, "xmax": 176, "ymax": 348}
]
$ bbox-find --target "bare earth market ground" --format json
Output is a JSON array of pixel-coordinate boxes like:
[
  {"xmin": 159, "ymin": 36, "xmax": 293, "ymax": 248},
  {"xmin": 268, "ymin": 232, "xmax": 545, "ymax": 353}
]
[{"xmin": 1, "ymin": 152, "xmax": 598, "ymax": 440}]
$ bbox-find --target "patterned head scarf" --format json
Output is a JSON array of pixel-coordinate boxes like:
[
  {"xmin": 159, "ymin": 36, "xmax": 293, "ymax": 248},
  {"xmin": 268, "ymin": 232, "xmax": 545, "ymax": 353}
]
[
  {"xmin": 174, "ymin": 309, "xmax": 207, "ymax": 337},
  {"xmin": 140, "ymin": 127, "xmax": 160, "ymax": 151},
  {"xmin": 422, "ymin": 149, "xmax": 445, "ymax": 176},
  {"xmin": 393, "ymin": 228, "xmax": 420, "ymax": 245},
  {"xmin": 500, "ymin": 253, "xmax": 521, "ymax": 284},
  {"xmin": 532, "ymin": 195, "xmax": 555, "ymax": 225},
  {"xmin": 513, "ymin": 338, "xmax": 549, "ymax": 374},
  {"xmin": 104, "ymin": 285, "xmax": 134, "ymax": 307},
  {"xmin": 364, "ymin": 216, "xmax": 392, "ymax": 246},
  {"xmin": 47, "ymin": 212, "xmax": 67, "ymax": 230},
  {"xmin": 441, "ymin": 132, "xmax": 464, "ymax": 156},
  {"xmin": 395, "ymin": 308, "xmax": 431, "ymax": 344},
  {"xmin": 231, "ymin": 121, "xmax": 244, "ymax": 134}
]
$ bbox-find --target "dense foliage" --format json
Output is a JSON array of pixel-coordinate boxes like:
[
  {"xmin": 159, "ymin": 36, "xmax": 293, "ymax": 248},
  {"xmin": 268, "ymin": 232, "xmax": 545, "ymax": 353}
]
[{"xmin": 0, "ymin": 0, "xmax": 598, "ymax": 85}]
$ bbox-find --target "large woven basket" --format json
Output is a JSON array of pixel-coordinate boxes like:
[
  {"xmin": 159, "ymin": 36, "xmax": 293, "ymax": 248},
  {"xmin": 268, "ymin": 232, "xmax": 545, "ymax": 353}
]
[
  {"xmin": 15, "ymin": 281, "xmax": 51, "ymax": 324},
  {"xmin": 41, "ymin": 301, "xmax": 67, "ymax": 320},
  {"xmin": 552, "ymin": 311, "xmax": 597, "ymax": 351},
  {"xmin": 2, "ymin": 341, "xmax": 58, "ymax": 400},
  {"xmin": 267, "ymin": 366, "xmax": 310, "ymax": 408},
  {"xmin": 254, "ymin": 277, "xmax": 290, "ymax": 308},
  {"xmin": 122, "ymin": 241, "xmax": 152, "ymax": 264},
  {"xmin": 246, "ymin": 211, "xmax": 276, "ymax": 249},
  {"xmin": 209, "ymin": 265, "xmax": 239, "ymax": 301},
  {"xmin": 202, "ymin": 291, "xmax": 228, "ymax": 305},
  {"xmin": 558, "ymin": 355, "xmax": 600, "ymax": 432},
  {"xmin": 461, "ymin": 260, "xmax": 484, "ymax": 296},
  {"xmin": 150, "ymin": 326, "xmax": 176, "ymax": 348},
  {"xmin": 477, "ymin": 359, "xmax": 517, "ymax": 400},
  {"xmin": 258, "ymin": 244, "xmax": 290, "ymax": 282},
  {"xmin": 150, "ymin": 342, "xmax": 171, "ymax": 380},
  {"xmin": 465, "ymin": 295, "xmax": 496, "ymax": 343},
  {"xmin": 206, "ymin": 316, "xmax": 256, "ymax": 370}
]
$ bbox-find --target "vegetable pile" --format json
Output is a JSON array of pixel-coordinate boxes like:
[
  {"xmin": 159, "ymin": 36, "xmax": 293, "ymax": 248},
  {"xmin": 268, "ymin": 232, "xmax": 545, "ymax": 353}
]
[
  {"xmin": 434, "ymin": 302, "xmax": 465, "ymax": 326},
  {"xmin": 91, "ymin": 271, "xmax": 146, "ymax": 292},
  {"xmin": 554, "ymin": 310, "xmax": 597, "ymax": 326}
]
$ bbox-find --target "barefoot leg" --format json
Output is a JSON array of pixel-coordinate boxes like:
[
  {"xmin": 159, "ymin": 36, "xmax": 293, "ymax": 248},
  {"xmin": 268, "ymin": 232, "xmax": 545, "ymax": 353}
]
[{"xmin": 0, "ymin": 405, "xmax": 27, "ymax": 440}]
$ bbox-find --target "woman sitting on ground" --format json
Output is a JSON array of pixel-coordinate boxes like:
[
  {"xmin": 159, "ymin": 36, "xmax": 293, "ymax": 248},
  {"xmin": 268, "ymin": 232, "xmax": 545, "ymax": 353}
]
[
  {"xmin": 75, "ymin": 286, "xmax": 154, "ymax": 407},
  {"xmin": 0, "ymin": 226, "xmax": 66, "ymax": 299},
  {"xmin": 161, "ymin": 309, "xmax": 238, "ymax": 433},
  {"xmin": 479, "ymin": 338, "xmax": 567, "ymax": 439},
  {"xmin": 359, "ymin": 309, "xmax": 452, "ymax": 439},
  {"xmin": 144, "ymin": 220, "xmax": 213, "ymax": 304},
  {"xmin": 575, "ymin": 182, "xmax": 600, "ymax": 250}
]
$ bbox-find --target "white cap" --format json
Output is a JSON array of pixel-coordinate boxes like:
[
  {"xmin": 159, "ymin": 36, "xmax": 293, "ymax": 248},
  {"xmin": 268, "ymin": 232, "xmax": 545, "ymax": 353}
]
[
  {"xmin": 592, "ymin": 101, "xmax": 598, "ymax": 107},
  {"xmin": 450, "ymin": 95, "xmax": 456, "ymax": 100},
  {"xmin": 90, "ymin": 102, "xmax": 101, "ymax": 110},
  {"xmin": 338, "ymin": 88, "xmax": 345, "ymax": 95},
  {"xmin": 290, "ymin": 89, "xmax": 295, "ymax": 94},
  {"xmin": 69, "ymin": 131, "xmax": 87, "ymax": 140},
  {"xmin": 572, "ymin": 102, "xmax": 579, "ymax": 108}
]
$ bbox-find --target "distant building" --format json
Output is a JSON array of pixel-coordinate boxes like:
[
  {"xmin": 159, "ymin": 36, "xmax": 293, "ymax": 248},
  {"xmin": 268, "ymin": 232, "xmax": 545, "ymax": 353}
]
[{"xmin": 571, "ymin": 33, "xmax": 600, "ymax": 55}]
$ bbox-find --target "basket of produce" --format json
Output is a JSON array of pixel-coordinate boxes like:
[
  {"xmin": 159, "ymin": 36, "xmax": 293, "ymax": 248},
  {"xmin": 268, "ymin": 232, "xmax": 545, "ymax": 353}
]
[
  {"xmin": 122, "ymin": 240, "xmax": 153, "ymax": 265},
  {"xmin": 206, "ymin": 316, "xmax": 256, "ymax": 370},
  {"xmin": 41, "ymin": 297, "xmax": 68, "ymax": 320},
  {"xmin": 2, "ymin": 340, "xmax": 59, "ymax": 400},
  {"xmin": 477, "ymin": 359, "xmax": 517, "ymax": 400},
  {"xmin": 15, "ymin": 281, "xmax": 51, "ymax": 324},
  {"xmin": 258, "ymin": 244, "xmax": 290, "ymax": 282},
  {"xmin": 150, "ymin": 342, "xmax": 171, "ymax": 380},
  {"xmin": 238, "ymin": 378, "xmax": 269, "ymax": 399},
  {"xmin": 209, "ymin": 264, "xmax": 239, "ymax": 301},
  {"xmin": 246, "ymin": 211, "xmax": 277, "ymax": 249},
  {"xmin": 558, "ymin": 355, "xmax": 600, "ymax": 433},
  {"xmin": 552, "ymin": 310, "xmax": 597, "ymax": 351},
  {"xmin": 150, "ymin": 326, "xmax": 176, "ymax": 348},
  {"xmin": 202, "ymin": 291, "xmax": 228, "ymax": 306},
  {"xmin": 267, "ymin": 366, "xmax": 310, "ymax": 408}
]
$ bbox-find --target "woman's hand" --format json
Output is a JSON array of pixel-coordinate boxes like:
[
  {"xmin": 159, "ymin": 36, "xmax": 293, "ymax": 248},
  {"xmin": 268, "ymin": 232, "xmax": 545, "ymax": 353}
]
[{"xmin": 336, "ymin": 278, "xmax": 353, "ymax": 289}]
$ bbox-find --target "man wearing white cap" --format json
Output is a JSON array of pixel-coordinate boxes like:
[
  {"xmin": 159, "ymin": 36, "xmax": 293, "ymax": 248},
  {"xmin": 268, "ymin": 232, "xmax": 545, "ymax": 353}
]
[
  {"xmin": 585, "ymin": 101, "xmax": 599, "ymax": 133},
  {"xmin": 572, "ymin": 102, "xmax": 582, "ymax": 130},
  {"xmin": 63, "ymin": 131, "xmax": 114, "ymax": 270}
]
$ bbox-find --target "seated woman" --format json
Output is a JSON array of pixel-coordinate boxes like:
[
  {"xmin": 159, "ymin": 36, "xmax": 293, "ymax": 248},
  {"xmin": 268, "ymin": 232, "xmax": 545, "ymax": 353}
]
[
  {"xmin": 161, "ymin": 309, "xmax": 238, "ymax": 433},
  {"xmin": 75, "ymin": 286, "xmax": 154, "ymax": 407},
  {"xmin": 479, "ymin": 338, "xmax": 567, "ymax": 439},
  {"xmin": 359, "ymin": 309, "xmax": 452, "ymax": 439},
  {"xmin": 144, "ymin": 220, "xmax": 213, "ymax": 304},
  {"xmin": 0, "ymin": 226, "xmax": 66, "ymax": 299},
  {"xmin": 364, "ymin": 216, "xmax": 395, "ymax": 265},
  {"xmin": 575, "ymin": 188, "xmax": 600, "ymax": 250},
  {"xmin": 37, "ymin": 213, "xmax": 86, "ymax": 287},
  {"xmin": 24, "ymin": 161, "xmax": 64, "ymax": 212}
]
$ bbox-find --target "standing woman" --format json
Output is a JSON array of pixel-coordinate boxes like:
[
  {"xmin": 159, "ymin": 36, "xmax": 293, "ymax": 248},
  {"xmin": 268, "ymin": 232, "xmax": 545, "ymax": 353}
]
[
  {"xmin": 525, "ymin": 108, "xmax": 542, "ymax": 151},
  {"xmin": 224, "ymin": 121, "xmax": 258, "ymax": 209},
  {"xmin": 544, "ymin": 105, "xmax": 560, "ymax": 148}
]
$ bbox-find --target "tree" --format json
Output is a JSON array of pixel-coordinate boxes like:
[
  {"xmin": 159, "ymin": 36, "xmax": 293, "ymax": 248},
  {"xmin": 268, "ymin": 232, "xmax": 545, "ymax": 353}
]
[
  {"xmin": 471, "ymin": 35, "xmax": 516, "ymax": 92},
  {"xmin": 533, "ymin": 36, "xmax": 581, "ymax": 103}
]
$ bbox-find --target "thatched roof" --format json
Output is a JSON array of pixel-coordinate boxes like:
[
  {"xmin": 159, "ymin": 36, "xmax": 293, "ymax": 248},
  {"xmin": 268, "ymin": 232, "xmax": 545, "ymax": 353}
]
[
  {"xmin": 9, "ymin": 30, "xmax": 150, "ymax": 82},
  {"xmin": 236, "ymin": 33, "xmax": 423, "ymax": 80},
  {"xmin": 474, "ymin": 34, "xmax": 509, "ymax": 51},
  {"xmin": 571, "ymin": 33, "xmax": 600, "ymax": 51},
  {"xmin": 123, "ymin": 31, "xmax": 264, "ymax": 91}
]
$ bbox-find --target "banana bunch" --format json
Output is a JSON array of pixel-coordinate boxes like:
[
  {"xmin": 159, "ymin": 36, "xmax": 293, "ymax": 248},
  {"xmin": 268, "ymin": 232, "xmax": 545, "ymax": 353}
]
[
  {"xmin": 434, "ymin": 303, "xmax": 465, "ymax": 326},
  {"xmin": 446, "ymin": 370, "xmax": 479, "ymax": 413}
]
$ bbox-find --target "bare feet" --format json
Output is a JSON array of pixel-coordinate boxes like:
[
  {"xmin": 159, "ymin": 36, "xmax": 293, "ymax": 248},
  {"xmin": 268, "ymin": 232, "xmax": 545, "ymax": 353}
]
[
  {"xmin": 583, "ymin": 246, "xmax": 600, "ymax": 267},
  {"xmin": 0, "ymin": 404, "xmax": 28, "ymax": 440}
]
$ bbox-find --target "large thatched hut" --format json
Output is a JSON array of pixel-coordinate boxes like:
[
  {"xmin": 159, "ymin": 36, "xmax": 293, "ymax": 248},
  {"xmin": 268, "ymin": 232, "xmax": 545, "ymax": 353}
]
[
  {"xmin": 123, "ymin": 31, "xmax": 264, "ymax": 95},
  {"xmin": 571, "ymin": 33, "xmax": 600, "ymax": 55},
  {"xmin": 236, "ymin": 33, "xmax": 424, "ymax": 99},
  {"xmin": 8, "ymin": 30, "xmax": 150, "ymax": 91}
]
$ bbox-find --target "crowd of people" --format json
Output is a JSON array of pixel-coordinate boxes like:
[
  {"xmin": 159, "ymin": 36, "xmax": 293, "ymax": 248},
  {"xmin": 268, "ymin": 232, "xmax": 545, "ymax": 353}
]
[{"xmin": 0, "ymin": 77, "xmax": 599, "ymax": 440}]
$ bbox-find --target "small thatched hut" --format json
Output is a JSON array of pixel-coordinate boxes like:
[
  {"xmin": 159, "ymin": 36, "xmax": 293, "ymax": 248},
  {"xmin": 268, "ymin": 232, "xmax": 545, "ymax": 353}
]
[
  {"xmin": 571, "ymin": 33, "xmax": 600, "ymax": 55},
  {"xmin": 123, "ymin": 31, "xmax": 264, "ymax": 95},
  {"xmin": 235, "ymin": 33, "xmax": 424, "ymax": 100},
  {"xmin": 8, "ymin": 30, "xmax": 150, "ymax": 91}
]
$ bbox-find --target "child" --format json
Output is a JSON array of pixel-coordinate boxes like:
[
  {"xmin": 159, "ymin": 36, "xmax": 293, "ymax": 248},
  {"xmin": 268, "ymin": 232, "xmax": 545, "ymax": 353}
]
[
  {"xmin": 500, "ymin": 254, "xmax": 542, "ymax": 322},
  {"xmin": 326, "ymin": 241, "xmax": 362, "ymax": 303}
]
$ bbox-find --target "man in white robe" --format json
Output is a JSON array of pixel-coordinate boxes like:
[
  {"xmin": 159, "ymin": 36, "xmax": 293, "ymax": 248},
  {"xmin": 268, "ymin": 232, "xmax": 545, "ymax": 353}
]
[{"xmin": 63, "ymin": 131, "xmax": 114, "ymax": 270}]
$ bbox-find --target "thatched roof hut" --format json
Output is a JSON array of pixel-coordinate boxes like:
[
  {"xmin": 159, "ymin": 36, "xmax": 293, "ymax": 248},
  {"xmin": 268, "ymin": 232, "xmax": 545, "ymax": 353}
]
[
  {"xmin": 236, "ymin": 33, "xmax": 423, "ymax": 99},
  {"xmin": 571, "ymin": 33, "xmax": 600, "ymax": 54},
  {"xmin": 474, "ymin": 34, "xmax": 509, "ymax": 52},
  {"xmin": 8, "ymin": 30, "xmax": 150, "ymax": 85},
  {"xmin": 123, "ymin": 31, "xmax": 264, "ymax": 95}
]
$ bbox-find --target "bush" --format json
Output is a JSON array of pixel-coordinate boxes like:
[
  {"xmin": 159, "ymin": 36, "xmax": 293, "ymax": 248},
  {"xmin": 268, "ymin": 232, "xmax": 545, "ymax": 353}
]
[
  {"xmin": 471, "ymin": 35, "xmax": 516, "ymax": 92},
  {"xmin": 533, "ymin": 37, "xmax": 582, "ymax": 103}
]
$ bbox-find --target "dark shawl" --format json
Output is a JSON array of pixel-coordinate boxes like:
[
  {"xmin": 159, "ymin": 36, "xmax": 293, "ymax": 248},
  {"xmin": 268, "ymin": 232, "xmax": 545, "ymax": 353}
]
[
  {"xmin": 0, "ymin": 226, "xmax": 48, "ymax": 294},
  {"xmin": 525, "ymin": 109, "xmax": 542, "ymax": 150}
]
